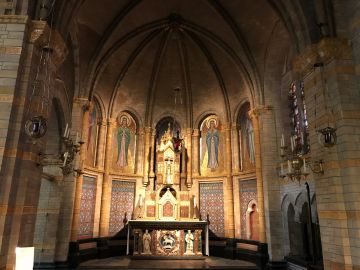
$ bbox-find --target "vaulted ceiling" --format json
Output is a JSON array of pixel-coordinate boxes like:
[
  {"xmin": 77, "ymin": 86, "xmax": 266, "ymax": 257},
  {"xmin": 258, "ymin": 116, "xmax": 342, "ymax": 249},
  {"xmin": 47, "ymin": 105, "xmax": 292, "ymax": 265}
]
[{"xmin": 55, "ymin": 0, "xmax": 313, "ymax": 126}]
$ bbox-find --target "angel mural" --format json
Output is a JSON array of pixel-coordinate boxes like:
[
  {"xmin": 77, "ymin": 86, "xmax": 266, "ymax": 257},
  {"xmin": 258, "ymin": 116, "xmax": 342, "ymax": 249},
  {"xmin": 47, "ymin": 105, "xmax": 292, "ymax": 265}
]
[
  {"xmin": 114, "ymin": 113, "xmax": 136, "ymax": 169},
  {"xmin": 201, "ymin": 116, "xmax": 220, "ymax": 171}
]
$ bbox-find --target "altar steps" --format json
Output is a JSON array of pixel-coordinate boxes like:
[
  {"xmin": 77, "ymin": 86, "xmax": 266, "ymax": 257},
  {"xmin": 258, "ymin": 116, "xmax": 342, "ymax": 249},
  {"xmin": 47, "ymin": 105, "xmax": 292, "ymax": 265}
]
[{"xmin": 77, "ymin": 256, "xmax": 259, "ymax": 270}]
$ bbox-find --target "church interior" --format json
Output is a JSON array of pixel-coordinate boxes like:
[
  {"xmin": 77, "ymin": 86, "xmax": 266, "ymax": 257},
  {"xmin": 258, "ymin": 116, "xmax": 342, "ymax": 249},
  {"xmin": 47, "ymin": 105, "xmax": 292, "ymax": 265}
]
[{"xmin": 0, "ymin": 0, "xmax": 359, "ymax": 269}]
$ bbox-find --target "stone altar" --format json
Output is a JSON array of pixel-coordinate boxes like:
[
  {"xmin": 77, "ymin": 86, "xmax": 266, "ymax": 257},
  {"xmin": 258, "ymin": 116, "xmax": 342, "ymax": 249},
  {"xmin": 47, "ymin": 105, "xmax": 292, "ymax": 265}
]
[
  {"xmin": 127, "ymin": 220, "xmax": 208, "ymax": 257},
  {"xmin": 127, "ymin": 125, "xmax": 208, "ymax": 258}
]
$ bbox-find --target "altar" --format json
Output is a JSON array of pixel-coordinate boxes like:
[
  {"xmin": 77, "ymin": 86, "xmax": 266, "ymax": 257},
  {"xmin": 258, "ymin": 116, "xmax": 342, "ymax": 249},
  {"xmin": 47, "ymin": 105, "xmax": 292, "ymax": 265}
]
[
  {"xmin": 126, "ymin": 124, "xmax": 208, "ymax": 258},
  {"xmin": 126, "ymin": 220, "xmax": 208, "ymax": 257}
]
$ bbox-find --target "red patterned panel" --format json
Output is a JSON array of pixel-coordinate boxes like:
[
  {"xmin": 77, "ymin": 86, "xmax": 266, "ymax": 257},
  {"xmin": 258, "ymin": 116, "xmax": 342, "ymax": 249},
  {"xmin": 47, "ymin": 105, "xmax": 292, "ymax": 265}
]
[
  {"xmin": 147, "ymin": 205, "xmax": 155, "ymax": 217},
  {"xmin": 199, "ymin": 182, "xmax": 225, "ymax": 237},
  {"xmin": 180, "ymin": 206, "xmax": 189, "ymax": 218},
  {"xmin": 163, "ymin": 201, "xmax": 173, "ymax": 217},
  {"xmin": 78, "ymin": 176, "xmax": 97, "ymax": 239},
  {"xmin": 109, "ymin": 180, "xmax": 135, "ymax": 235}
]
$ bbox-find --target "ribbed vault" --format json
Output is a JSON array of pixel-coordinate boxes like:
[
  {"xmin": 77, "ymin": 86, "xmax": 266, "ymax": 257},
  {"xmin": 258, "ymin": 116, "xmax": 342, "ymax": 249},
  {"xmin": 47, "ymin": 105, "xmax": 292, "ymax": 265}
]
[{"xmin": 54, "ymin": 0, "xmax": 309, "ymax": 127}]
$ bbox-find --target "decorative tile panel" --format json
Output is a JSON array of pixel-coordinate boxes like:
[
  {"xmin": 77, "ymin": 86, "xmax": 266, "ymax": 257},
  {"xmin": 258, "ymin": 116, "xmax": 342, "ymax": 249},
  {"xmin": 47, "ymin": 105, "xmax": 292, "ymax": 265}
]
[
  {"xmin": 199, "ymin": 182, "xmax": 225, "ymax": 237},
  {"xmin": 239, "ymin": 179, "xmax": 257, "ymax": 238},
  {"xmin": 78, "ymin": 176, "xmax": 97, "ymax": 239},
  {"xmin": 109, "ymin": 180, "xmax": 135, "ymax": 235}
]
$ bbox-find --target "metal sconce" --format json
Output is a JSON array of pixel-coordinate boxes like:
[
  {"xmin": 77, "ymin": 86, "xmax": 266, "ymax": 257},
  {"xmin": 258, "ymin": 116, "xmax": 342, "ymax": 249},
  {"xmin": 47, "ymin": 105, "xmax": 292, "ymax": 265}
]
[
  {"xmin": 317, "ymin": 126, "xmax": 337, "ymax": 148},
  {"xmin": 37, "ymin": 124, "xmax": 84, "ymax": 176},
  {"xmin": 279, "ymin": 134, "xmax": 324, "ymax": 182}
]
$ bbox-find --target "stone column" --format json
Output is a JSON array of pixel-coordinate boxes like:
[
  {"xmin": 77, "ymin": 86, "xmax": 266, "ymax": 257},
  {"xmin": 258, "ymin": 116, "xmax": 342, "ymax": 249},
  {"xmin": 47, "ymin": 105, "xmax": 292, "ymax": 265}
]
[
  {"xmin": 99, "ymin": 119, "xmax": 115, "ymax": 237},
  {"xmin": 192, "ymin": 129, "xmax": 200, "ymax": 176},
  {"xmin": 70, "ymin": 103, "xmax": 90, "ymax": 241},
  {"xmin": 96, "ymin": 119, "xmax": 107, "ymax": 170},
  {"xmin": 185, "ymin": 128, "xmax": 192, "ymax": 188},
  {"xmin": 142, "ymin": 127, "xmax": 151, "ymax": 187},
  {"xmin": 148, "ymin": 130, "xmax": 156, "ymax": 184},
  {"xmin": 231, "ymin": 122, "xmax": 240, "ymax": 173},
  {"xmin": 135, "ymin": 128, "xmax": 145, "ymax": 175},
  {"xmin": 223, "ymin": 122, "xmax": 235, "ymax": 238},
  {"xmin": 249, "ymin": 110, "xmax": 266, "ymax": 243},
  {"xmin": 293, "ymin": 37, "xmax": 360, "ymax": 270}
]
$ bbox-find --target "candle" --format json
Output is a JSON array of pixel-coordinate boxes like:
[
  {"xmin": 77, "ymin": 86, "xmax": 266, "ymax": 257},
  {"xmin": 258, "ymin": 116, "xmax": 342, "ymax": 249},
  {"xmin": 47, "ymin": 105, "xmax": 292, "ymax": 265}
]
[
  {"xmin": 303, "ymin": 158, "xmax": 307, "ymax": 173},
  {"xmin": 76, "ymin": 132, "xmax": 79, "ymax": 144},
  {"xmin": 67, "ymin": 128, "xmax": 71, "ymax": 138},
  {"xmin": 193, "ymin": 195, "xmax": 197, "ymax": 208},
  {"xmin": 281, "ymin": 134, "xmax": 285, "ymax": 147},
  {"xmin": 290, "ymin": 136, "xmax": 294, "ymax": 151},
  {"xmin": 288, "ymin": 160, "xmax": 291, "ymax": 173},
  {"xmin": 63, "ymin": 152, "xmax": 68, "ymax": 167},
  {"xmin": 63, "ymin": 123, "xmax": 68, "ymax": 137},
  {"xmin": 301, "ymin": 132, "xmax": 304, "ymax": 145},
  {"xmin": 280, "ymin": 162, "xmax": 284, "ymax": 175}
]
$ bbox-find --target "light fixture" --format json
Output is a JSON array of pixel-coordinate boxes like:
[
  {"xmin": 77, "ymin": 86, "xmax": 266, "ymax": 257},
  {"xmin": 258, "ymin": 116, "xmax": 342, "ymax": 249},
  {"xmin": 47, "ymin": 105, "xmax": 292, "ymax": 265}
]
[
  {"xmin": 317, "ymin": 126, "xmax": 337, "ymax": 148},
  {"xmin": 24, "ymin": 116, "xmax": 47, "ymax": 139},
  {"xmin": 37, "ymin": 124, "xmax": 84, "ymax": 175},
  {"xmin": 314, "ymin": 62, "xmax": 337, "ymax": 148},
  {"xmin": 279, "ymin": 134, "xmax": 324, "ymax": 182}
]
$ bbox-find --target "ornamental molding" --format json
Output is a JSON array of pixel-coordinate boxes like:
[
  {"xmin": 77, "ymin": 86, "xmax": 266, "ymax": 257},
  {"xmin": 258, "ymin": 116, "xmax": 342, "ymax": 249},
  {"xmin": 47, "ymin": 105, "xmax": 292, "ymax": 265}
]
[{"xmin": 293, "ymin": 38, "xmax": 352, "ymax": 75}]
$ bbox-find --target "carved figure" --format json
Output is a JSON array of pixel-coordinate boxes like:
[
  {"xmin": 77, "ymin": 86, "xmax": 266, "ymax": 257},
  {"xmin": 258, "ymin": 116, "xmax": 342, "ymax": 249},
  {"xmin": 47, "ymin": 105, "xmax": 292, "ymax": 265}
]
[
  {"xmin": 185, "ymin": 230, "xmax": 194, "ymax": 254},
  {"xmin": 142, "ymin": 229, "xmax": 152, "ymax": 254}
]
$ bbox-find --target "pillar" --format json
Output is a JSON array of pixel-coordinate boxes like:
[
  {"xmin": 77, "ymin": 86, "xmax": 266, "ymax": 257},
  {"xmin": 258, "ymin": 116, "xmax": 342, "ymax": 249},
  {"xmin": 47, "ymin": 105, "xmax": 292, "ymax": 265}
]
[
  {"xmin": 249, "ymin": 111, "xmax": 266, "ymax": 243},
  {"xmin": 223, "ymin": 122, "xmax": 235, "ymax": 238},
  {"xmin": 70, "ymin": 103, "xmax": 90, "ymax": 241},
  {"xmin": 96, "ymin": 119, "xmax": 107, "ymax": 169},
  {"xmin": 99, "ymin": 119, "xmax": 115, "ymax": 236},
  {"xmin": 231, "ymin": 122, "xmax": 240, "ymax": 173},
  {"xmin": 186, "ymin": 128, "xmax": 192, "ymax": 188},
  {"xmin": 293, "ymin": 37, "xmax": 360, "ymax": 270},
  {"xmin": 192, "ymin": 129, "xmax": 200, "ymax": 176},
  {"xmin": 142, "ymin": 127, "xmax": 151, "ymax": 187}
]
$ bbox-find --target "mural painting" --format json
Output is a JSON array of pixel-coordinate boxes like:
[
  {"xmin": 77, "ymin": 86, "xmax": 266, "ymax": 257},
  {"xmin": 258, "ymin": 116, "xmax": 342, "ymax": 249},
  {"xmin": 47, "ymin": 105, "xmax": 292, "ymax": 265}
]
[
  {"xmin": 112, "ymin": 112, "xmax": 136, "ymax": 173},
  {"xmin": 200, "ymin": 115, "xmax": 223, "ymax": 174}
]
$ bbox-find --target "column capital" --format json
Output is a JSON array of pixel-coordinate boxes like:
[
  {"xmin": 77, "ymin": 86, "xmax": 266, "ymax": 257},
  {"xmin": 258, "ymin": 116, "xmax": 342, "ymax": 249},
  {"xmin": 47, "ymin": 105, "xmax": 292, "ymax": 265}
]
[
  {"xmin": 192, "ymin": 129, "xmax": 200, "ymax": 137},
  {"xmin": 293, "ymin": 37, "xmax": 352, "ymax": 76},
  {"xmin": 249, "ymin": 105, "xmax": 273, "ymax": 119}
]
